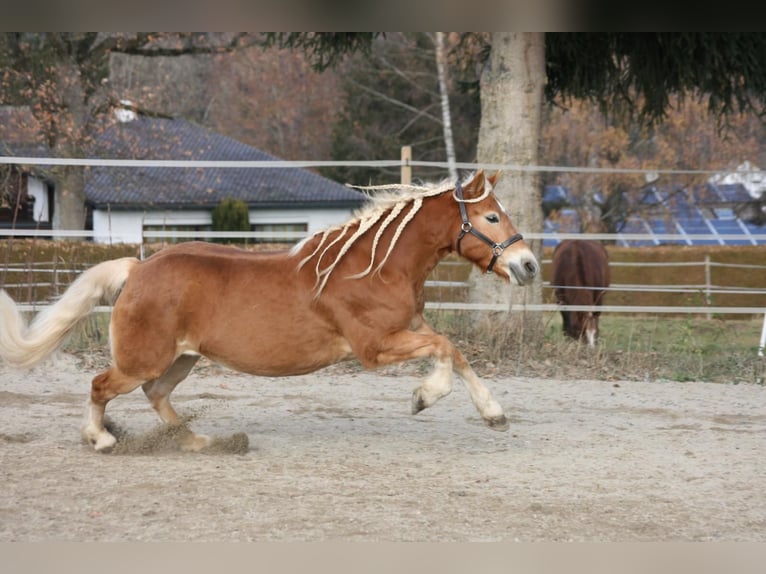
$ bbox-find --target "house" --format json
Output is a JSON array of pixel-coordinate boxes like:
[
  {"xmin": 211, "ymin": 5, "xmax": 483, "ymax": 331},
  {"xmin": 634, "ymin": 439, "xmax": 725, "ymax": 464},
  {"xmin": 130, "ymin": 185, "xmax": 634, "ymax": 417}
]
[
  {"xmin": 0, "ymin": 106, "xmax": 54, "ymax": 228},
  {"xmin": 86, "ymin": 107, "xmax": 366, "ymax": 243},
  {"xmin": 0, "ymin": 105, "xmax": 366, "ymax": 243}
]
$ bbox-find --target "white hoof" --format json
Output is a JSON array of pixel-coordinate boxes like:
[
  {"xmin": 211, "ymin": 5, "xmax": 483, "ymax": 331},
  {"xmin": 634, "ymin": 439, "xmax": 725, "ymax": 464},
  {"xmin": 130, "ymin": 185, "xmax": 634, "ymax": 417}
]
[
  {"xmin": 93, "ymin": 432, "xmax": 117, "ymax": 452},
  {"xmin": 82, "ymin": 424, "xmax": 117, "ymax": 452},
  {"xmin": 179, "ymin": 432, "xmax": 212, "ymax": 452}
]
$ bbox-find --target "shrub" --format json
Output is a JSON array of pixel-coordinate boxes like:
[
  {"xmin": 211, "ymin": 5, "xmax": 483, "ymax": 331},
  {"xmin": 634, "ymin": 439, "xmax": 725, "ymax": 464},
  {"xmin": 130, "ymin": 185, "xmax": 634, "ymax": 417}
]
[{"xmin": 211, "ymin": 198, "xmax": 250, "ymax": 243}]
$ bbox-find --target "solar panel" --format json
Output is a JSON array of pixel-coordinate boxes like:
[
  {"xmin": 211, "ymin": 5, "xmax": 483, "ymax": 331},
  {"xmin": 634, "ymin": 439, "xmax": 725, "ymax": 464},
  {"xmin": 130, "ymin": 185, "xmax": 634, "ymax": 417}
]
[
  {"xmin": 713, "ymin": 207, "xmax": 735, "ymax": 218},
  {"xmin": 673, "ymin": 215, "xmax": 721, "ymax": 245},
  {"xmin": 638, "ymin": 188, "xmax": 662, "ymax": 205},
  {"xmin": 676, "ymin": 216, "xmax": 709, "ymax": 233},
  {"xmin": 710, "ymin": 219, "xmax": 743, "ymax": 233},
  {"xmin": 744, "ymin": 223, "xmax": 766, "ymax": 245},
  {"xmin": 693, "ymin": 186, "xmax": 722, "ymax": 204},
  {"xmin": 712, "ymin": 183, "xmax": 752, "ymax": 203},
  {"xmin": 542, "ymin": 219, "xmax": 560, "ymax": 247},
  {"xmin": 709, "ymin": 220, "xmax": 753, "ymax": 245},
  {"xmin": 541, "ymin": 185, "xmax": 765, "ymax": 246},
  {"xmin": 647, "ymin": 218, "xmax": 686, "ymax": 245},
  {"xmin": 542, "ymin": 185, "xmax": 568, "ymax": 204},
  {"xmin": 557, "ymin": 208, "xmax": 580, "ymax": 231},
  {"xmin": 619, "ymin": 218, "xmax": 655, "ymax": 247}
]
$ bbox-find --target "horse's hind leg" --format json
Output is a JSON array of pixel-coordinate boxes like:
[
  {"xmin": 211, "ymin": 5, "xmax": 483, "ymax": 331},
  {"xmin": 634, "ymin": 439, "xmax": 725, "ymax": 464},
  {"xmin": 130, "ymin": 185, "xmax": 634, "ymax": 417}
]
[
  {"xmin": 142, "ymin": 354, "xmax": 209, "ymax": 452},
  {"xmin": 392, "ymin": 319, "xmax": 455, "ymax": 413},
  {"xmin": 82, "ymin": 367, "xmax": 146, "ymax": 452},
  {"xmin": 411, "ymin": 356, "xmax": 454, "ymax": 414}
]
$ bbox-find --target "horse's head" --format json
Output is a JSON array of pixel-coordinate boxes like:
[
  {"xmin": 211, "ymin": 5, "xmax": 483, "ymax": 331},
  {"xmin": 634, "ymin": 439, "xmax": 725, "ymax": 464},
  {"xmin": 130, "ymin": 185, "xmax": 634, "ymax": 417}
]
[
  {"xmin": 453, "ymin": 170, "xmax": 539, "ymax": 286},
  {"xmin": 563, "ymin": 309, "xmax": 600, "ymax": 347}
]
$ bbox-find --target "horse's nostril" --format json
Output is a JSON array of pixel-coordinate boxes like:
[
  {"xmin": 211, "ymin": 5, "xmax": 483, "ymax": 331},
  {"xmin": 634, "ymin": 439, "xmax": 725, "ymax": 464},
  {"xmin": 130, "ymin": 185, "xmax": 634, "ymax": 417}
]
[{"xmin": 525, "ymin": 261, "xmax": 538, "ymax": 276}]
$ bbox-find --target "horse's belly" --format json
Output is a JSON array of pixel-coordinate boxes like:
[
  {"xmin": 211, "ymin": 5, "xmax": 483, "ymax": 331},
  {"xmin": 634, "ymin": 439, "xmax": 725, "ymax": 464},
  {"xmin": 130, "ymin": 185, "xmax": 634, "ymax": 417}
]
[{"xmin": 199, "ymin": 331, "xmax": 354, "ymax": 377}]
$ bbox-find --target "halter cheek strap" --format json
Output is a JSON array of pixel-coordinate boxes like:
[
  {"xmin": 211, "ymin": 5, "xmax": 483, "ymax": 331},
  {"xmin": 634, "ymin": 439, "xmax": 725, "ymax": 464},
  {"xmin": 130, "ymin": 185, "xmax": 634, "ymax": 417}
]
[{"xmin": 454, "ymin": 180, "xmax": 523, "ymax": 273}]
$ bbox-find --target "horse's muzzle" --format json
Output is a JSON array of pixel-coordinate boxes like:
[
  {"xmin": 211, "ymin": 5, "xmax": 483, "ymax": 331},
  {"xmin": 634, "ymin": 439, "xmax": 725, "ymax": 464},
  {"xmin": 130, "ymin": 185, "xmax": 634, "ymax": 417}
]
[{"xmin": 508, "ymin": 254, "xmax": 539, "ymax": 286}]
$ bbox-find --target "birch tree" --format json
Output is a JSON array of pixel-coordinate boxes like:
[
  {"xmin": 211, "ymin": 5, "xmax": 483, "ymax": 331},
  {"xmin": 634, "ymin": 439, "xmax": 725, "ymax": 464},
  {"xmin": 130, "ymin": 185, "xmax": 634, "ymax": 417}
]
[{"xmin": 434, "ymin": 32, "xmax": 457, "ymax": 182}]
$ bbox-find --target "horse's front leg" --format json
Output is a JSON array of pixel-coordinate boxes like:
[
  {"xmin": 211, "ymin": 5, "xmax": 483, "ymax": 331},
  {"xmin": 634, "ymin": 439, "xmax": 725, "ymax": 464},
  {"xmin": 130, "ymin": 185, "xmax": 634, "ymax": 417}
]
[
  {"xmin": 371, "ymin": 328, "xmax": 508, "ymax": 431},
  {"xmin": 450, "ymin": 349, "xmax": 509, "ymax": 431}
]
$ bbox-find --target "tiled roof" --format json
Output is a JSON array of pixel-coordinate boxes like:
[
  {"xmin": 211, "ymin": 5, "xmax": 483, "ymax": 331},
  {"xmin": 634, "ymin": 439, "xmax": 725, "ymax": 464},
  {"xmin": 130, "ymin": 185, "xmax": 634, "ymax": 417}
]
[{"xmin": 84, "ymin": 114, "xmax": 365, "ymax": 209}]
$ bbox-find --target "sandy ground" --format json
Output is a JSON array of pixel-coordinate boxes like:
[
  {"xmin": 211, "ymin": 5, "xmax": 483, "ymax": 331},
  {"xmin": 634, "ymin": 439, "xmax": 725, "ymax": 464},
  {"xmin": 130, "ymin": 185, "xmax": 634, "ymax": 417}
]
[{"xmin": 0, "ymin": 352, "xmax": 764, "ymax": 542}]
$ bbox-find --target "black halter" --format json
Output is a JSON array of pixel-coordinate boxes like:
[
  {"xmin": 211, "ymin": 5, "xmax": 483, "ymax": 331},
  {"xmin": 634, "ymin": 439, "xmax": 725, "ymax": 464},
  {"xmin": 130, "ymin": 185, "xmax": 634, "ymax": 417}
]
[{"xmin": 454, "ymin": 180, "xmax": 524, "ymax": 273}]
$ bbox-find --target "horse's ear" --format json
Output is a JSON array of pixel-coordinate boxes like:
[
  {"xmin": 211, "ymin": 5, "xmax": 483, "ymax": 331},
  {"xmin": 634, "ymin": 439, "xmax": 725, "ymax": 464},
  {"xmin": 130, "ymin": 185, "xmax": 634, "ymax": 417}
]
[
  {"xmin": 488, "ymin": 171, "xmax": 501, "ymax": 188},
  {"xmin": 462, "ymin": 170, "xmax": 486, "ymax": 199}
]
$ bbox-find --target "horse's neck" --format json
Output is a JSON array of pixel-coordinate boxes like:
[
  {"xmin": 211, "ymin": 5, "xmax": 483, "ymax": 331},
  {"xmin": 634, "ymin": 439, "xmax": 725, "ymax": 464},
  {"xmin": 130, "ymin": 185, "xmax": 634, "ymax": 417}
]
[
  {"xmin": 395, "ymin": 193, "xmax": 458, "ymax": 279},
  {"xmin": 292, "ymin": 191, "xmax": 459, "ymax": 293}
]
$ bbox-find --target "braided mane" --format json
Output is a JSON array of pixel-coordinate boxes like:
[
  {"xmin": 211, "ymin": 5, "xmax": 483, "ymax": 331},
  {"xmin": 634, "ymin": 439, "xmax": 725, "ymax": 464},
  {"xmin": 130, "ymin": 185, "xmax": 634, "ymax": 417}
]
[{"xmin": 291, "ymin": 176, "xmax": 481, "ymax": 296}]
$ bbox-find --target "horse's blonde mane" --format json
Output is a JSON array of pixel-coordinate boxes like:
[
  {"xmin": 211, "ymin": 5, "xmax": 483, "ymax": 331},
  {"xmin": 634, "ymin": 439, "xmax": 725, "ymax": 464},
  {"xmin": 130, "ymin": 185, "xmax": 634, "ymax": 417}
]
[{"xmin": 291, "ymin": 173, "xmax": 487, "ymax": 296}]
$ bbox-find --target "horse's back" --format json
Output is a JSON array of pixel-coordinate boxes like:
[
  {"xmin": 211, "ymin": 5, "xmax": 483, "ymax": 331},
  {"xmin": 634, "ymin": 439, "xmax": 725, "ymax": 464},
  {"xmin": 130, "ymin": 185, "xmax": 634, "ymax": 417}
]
[
  {"xmin": 576, "ymin": 240, "xmax": 609, "ymax": 288},
  {"xmin": 145, "ymin": 241, "xmax": 290, "ymax": 262},
  {"xmin": 552, "ymin": 239, "xmax": 610, "ymax": 301}
]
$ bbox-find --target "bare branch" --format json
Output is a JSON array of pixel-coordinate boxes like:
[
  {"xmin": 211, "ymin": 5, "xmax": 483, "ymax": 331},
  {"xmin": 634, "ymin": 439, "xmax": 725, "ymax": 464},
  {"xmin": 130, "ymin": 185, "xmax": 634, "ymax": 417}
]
[{"xmin": 346, "ymin": 78, "xmax": 443, "ymax": 125}]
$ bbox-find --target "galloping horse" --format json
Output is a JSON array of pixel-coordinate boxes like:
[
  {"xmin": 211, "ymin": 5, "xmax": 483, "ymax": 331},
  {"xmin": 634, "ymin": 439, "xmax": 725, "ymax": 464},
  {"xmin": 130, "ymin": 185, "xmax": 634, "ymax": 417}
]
[
  {"xmin": 0, "ymin": 170, "xmax": 539, "ymax": 452},
  {"xmin": 551, "ymin": 239, "xmax": 610, "ymax": 346}
]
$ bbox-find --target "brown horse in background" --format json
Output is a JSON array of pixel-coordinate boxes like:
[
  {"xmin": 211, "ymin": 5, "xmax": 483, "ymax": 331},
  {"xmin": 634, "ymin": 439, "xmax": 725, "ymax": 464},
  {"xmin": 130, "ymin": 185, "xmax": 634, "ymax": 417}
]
[
  {"xmin": 551, "ymin": 239, "xmax": 610, "ymax": 347},
  {"xmin": 0, "ymin": 170, "xmax": 539, "ymax": 452}
]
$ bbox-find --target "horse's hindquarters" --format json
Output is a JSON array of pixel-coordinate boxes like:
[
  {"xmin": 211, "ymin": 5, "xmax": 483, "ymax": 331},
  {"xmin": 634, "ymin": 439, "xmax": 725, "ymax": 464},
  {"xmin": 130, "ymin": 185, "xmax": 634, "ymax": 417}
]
[{"xmin": 110, "ymin": 249, "xmax": 356, "ymax": 379}]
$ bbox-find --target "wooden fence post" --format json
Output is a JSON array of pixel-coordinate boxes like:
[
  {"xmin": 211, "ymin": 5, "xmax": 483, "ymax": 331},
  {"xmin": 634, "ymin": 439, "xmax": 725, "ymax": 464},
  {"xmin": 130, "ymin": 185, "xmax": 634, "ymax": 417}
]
[{"xmin": 401, "ymin": 146, "xmax": 411, "ymax": 185}]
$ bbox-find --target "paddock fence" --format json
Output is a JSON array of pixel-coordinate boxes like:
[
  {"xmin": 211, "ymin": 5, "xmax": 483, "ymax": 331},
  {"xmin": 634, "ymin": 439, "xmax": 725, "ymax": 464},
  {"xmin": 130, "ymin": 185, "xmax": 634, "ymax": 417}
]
[
  {"xmin": 1, "ymin": 155, "xmax": 765, "ymax": 353},
  {"xmin": 1, "ymin": 230, "xmax": 764, "ymax": 316}
]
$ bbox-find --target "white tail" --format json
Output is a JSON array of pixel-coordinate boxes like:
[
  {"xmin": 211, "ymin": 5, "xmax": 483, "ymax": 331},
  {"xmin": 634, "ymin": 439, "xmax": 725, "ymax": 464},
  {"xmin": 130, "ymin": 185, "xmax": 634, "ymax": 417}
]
[{"xmin": 0, "ymin": 257, "xmax": 138, "ymax": 369}]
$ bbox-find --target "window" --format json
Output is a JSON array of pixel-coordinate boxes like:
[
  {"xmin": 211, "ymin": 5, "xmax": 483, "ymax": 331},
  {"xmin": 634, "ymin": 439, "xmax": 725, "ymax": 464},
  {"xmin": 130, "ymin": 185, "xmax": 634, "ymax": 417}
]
[
  {"xmin": 251, "ymin": 223, "xmax": 308, "ymax": 244},
  {"xmin": 143, "ymin": 224, "xmax": 212, "ymax": 244}
]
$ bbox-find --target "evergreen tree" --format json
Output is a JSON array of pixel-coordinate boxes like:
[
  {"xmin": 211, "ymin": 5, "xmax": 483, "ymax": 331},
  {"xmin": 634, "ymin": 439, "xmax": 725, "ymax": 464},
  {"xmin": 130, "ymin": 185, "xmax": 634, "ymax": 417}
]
[{"xmin": 211, "ymin": 198, "xmax": 250, "ymax": 243}]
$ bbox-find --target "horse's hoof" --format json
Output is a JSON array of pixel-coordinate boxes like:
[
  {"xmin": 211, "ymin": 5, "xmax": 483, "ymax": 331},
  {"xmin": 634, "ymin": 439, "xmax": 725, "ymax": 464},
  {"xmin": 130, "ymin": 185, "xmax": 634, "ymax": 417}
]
[
  {"xmin": 93, "ymin": 433, "xmax": 117, "ymax": 453},
  {"xmin": 179, "ymin": 433, "xmax": 212, "ymax": 452},
  {"xmin": 411, "ymin": 390, "xmax": 427, "ymax": 415},
  {"xmin": 485, "ymin": 414, "xmax": 510, "ymax": 432}
]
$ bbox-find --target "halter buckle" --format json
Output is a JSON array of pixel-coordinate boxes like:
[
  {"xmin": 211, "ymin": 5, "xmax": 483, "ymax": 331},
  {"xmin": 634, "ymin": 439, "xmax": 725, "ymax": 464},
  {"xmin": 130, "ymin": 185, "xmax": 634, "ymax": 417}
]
[{"xmin": 461, "ymin": 222, "xmax": 472, "ymax": 233}]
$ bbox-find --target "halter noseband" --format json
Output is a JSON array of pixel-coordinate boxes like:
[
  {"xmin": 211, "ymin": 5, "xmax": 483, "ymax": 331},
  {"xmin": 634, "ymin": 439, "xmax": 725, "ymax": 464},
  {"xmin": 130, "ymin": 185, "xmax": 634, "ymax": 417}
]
[{"xmin": 454, "ymin": 180, "xmax": 523, "ymax": 273}]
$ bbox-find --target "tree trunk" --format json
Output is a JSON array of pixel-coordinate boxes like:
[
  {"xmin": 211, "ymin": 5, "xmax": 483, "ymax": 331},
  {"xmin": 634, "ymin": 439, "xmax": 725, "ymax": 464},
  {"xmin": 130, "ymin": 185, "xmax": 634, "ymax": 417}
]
[
  {"xmin": 52, "ymin": 166, "xmax": 87, "ymax": 231},
  {"xmin": 470, "ymin": 32, "xmax": 546, "ymax": 338},
  {"xmin": 49, "ymin": 59, "xmax": 91, "ymax": 234}
]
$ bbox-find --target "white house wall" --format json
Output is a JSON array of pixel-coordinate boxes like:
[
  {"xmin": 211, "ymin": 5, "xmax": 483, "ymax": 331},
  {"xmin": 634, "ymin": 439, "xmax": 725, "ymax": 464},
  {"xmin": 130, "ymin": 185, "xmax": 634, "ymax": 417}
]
[
  {"xmin": 27, "ymin": 176, "xmax": 49, "ymax": 223},
  {"xmin": 92, "ymin": 207, "xmax": 357, "ymax": 244}
]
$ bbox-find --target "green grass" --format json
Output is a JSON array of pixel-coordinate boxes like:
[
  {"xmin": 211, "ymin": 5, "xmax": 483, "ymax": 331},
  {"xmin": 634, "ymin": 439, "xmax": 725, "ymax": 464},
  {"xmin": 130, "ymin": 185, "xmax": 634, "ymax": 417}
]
[
  {"xmin": 592, "ymin": 315, "xmax": 764, "ymax": 383},
  {"xmin": 427, "ymin": 310, "xmax": 765, "ymax": 384}
]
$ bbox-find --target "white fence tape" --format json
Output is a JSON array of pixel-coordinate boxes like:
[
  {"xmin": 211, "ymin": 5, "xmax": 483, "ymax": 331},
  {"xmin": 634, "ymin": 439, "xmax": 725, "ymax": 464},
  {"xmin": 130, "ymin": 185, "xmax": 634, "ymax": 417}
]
[{"xmin": 1, "ymin": 156, "xmax": 764, "ymax": 323}]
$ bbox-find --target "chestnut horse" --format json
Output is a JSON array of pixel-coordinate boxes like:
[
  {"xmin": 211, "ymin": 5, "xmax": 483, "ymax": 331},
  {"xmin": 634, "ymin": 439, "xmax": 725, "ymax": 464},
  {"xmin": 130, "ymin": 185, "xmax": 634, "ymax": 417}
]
[
  {"xmin": 551, "ymin": 239, "xmax": 610, "ymax": 346},
  {"xmin": 0, "ymin": 170, "xmax": 539, "ymax": 452}
]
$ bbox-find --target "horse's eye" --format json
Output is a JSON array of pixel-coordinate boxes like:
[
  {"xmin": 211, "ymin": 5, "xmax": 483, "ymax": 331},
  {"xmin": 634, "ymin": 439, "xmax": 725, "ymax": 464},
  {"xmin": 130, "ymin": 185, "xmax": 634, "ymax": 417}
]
[{"xmin": 485, "ymin": 213, "xmax": 500, "ymax": 224}]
